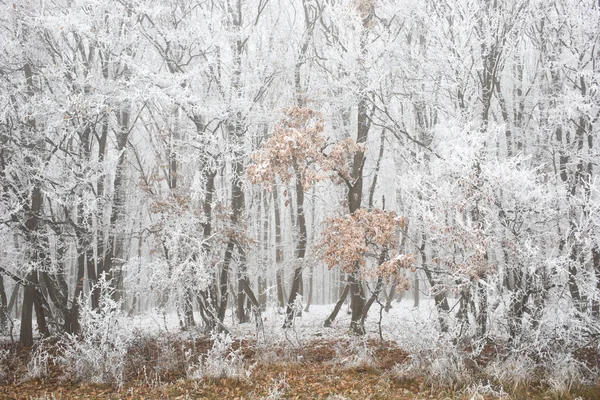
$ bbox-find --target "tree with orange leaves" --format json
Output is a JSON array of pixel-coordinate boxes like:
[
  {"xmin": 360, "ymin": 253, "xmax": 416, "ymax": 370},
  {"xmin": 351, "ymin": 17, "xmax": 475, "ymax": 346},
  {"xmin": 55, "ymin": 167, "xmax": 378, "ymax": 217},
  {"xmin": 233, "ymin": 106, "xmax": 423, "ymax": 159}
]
[
  {"xmin": 249, "ymin": 106, "xmax": 413, "ymax": 332},
  {"xmin": 320, "ymin": 208, "xmax": 414, "ymax": 333},
  {"xmin": 248, "ymin": 106, "xmax": 328, "ymax": 327}
]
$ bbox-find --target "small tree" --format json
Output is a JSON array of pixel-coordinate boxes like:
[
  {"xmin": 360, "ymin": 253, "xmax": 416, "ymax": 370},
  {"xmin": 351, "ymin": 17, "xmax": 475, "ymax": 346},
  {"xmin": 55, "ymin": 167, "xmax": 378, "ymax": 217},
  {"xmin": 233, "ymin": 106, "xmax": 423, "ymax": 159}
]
[
  {"xmin": 248, "ymin": 106, "xmax": 327, "ymax": 327},
  {"xmin": 320, "ymin": 208, "xmax": 414, "ymax": 333},
  {"xmin": 249, "ymin": 106, "xmax": 409, "ymax": 332}
]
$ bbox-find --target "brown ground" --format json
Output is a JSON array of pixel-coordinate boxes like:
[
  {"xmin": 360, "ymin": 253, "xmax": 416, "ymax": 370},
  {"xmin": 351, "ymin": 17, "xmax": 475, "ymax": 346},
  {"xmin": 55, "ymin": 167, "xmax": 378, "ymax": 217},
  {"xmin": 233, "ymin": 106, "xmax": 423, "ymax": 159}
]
[{"xmin": 0, "ymin": 338, "xmax": 598, "ymax": 399}]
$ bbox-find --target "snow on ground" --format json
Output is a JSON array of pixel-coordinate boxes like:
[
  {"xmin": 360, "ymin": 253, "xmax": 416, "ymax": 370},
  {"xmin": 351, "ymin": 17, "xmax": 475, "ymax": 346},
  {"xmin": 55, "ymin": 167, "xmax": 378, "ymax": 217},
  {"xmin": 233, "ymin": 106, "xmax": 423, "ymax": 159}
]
[
  {"xmin": 0, "ymin": 297, "xmax": 438, "ymax": 347},
  {"xmin": 127, "ymin": 297, "xmax": 438, "ymax": 345}
]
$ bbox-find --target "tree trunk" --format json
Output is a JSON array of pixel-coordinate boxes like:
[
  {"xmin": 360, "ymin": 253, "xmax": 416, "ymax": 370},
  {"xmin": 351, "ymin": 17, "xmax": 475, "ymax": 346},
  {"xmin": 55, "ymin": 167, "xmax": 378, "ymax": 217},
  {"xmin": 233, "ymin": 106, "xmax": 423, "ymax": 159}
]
[
  {"xmin": 345, "ymin": 94, "xmax": 370, "ymax": 335},
  {"xmin": 355, "ymin": 248, "xmax": 388, "ymax": 333},
  {"xmin": 218, "ymin": 154, "xmax": 245, "ymax": 321},
  {"xmin": 359, "ymin": 277, "xmax": 384, "ymax": 328},
  {"xmin": 91, "ymin": 116, "xmax": 109, "ymax": 310},
  {"xmin": 420, "ymin": 234, "xmax": 449, "ymax": 332},
  {"xmin": 272, "ymin": 184, "xmax": 286, "ymax": 309},
  {"xmin": 304, "ymin": 264, "xmax": 313, "ymax": 312},
  {"xmin": 200, "ymin": 168, "xmax": 220, "ymax": 328},
  {"xmin": 218, "ymin": 241, "xmax": 235, "ymax": 322},
  {"xmin": 19, "ymin": 64, "xmax": 48, "ymax": 346},
  {"xmin": 258, "ymin": 190, "xmax": 268, "ymax": 312},
  {"xmin": 32, "ymin": 277, "xmax": 48, "ymax": 338},
  {"xmin": 592, "ymin": 248, "xmax": 600, "ymax": 317},
  {"xmin": 324, "ymin": 283, "xmax": 350, "ymax": 327},
  {"xmin": 20, "ymin": 279, "xmax": 35, "ymax": 347},
  {"xmin": 218, "ymin": 2, "xmax": 248, "ymax": 323},
  {"xmin": 283, "ymin": 174, "xmax": 307, "ymax": 327},
  {"xmin": 348, "ymin": 273, "xmax": 366, "ymax": 335},
  {"xmin": 183, "ymin": 289, "xmax": 196, "ymax": 328},
  {"xmin": 476, "ymin": 278, "xmax": 488, "ymax": 337},
  {"xmin": 237, "ymin": 268, "xmax": 249, "ymax": 323},
  {"xmin": 413, "ymin": 274, "xmax": 420, "ymax": 308},
  {"xmin": 0, "ymin": 275, "xmax": 7, "ymax": 329},
  {"xmin": 20, "ymin": 181, "xmax": 48, "ymax": 345},
  {"xmin": 7, "ymin": 283, "xmax": 19, "ymax": 318}
]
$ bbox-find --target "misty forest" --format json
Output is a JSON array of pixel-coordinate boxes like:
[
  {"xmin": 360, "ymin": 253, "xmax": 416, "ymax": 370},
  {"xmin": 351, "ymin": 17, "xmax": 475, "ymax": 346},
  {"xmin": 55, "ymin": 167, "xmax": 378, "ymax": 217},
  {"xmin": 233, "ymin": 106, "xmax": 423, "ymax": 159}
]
[{"xmin": 0, "ymin": 0, "xmax": 600, "ymax": 398}]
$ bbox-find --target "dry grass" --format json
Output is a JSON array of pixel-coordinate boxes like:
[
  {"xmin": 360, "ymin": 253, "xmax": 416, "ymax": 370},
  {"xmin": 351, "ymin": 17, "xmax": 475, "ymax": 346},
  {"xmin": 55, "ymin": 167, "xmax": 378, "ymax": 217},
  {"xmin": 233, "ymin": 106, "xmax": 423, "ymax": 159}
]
[{"xmin": 0, "ymin": 337, "xmax": 598, "ymax": 399}]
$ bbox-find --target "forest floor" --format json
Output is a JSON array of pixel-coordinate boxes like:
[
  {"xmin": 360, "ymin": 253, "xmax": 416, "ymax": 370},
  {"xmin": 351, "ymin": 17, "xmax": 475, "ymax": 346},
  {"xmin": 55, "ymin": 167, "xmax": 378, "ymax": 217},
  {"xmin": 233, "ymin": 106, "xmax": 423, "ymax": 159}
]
[
  {"xmin": 0, "ymin": 338, "xmax": 419, "ymax": 399},
  {"xmin": 1, "ymin": 304, "xmax": 599, "ymax": 399},
  {"xmin": 1, "ymin": 337, "xmax": 598, "ymax": 399}
]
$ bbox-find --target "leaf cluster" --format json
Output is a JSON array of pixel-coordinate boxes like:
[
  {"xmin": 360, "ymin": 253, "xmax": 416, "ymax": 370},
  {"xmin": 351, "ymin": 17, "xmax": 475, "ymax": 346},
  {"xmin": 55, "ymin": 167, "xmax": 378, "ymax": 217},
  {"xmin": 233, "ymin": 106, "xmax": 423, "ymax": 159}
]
[
  {"xmin": 248, "ymin": 107, "xmax": 326, "ymax": 188},
  {"xmin": 320, "ymin": 208, "xmax": 414, "ymax": 285},
  {"xmin": 248, "ymin": 106, "xmax": 362, "ymax": 189}
]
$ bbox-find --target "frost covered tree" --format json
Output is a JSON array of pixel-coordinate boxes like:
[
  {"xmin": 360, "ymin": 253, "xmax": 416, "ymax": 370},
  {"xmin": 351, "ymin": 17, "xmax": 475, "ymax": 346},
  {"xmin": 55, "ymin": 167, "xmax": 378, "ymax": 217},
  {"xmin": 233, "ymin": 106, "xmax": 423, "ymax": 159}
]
[
  {"xmin": 0, "ymin": 0, "xmax": 598, "ymax": 376},
  {"xmin": 0, "ymin": 0, "xmax": 144, "ymax": 344},
  {"xmin": 249, "ymin": 107, "xmax": 327, "ymax": 326},
  {"xmin": 388, "ymin": 0, "xmax": 600, "ymax": 351}
]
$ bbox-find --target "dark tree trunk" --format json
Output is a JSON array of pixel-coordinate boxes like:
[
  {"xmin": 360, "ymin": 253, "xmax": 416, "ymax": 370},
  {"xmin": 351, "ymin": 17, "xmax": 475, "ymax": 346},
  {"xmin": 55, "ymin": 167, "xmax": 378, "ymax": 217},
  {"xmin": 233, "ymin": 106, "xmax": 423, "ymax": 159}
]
[
  {"xmin": 359, "ymin": 277, "xmax": 384, "ymax": 327},
  {"xmin": 324, "ymin": 283, "xmax": 350, "ymax": 327},
  {"xmin": 63, "ymin": 302, "xmax": 80, "ymax": 335},
  {"xmin": 592, "ymin": 248, "xmax": 600, "ymax": 317},
  {"xmin": 0, "ymin": 275, "xmax": 7, "ymax": 329},
  {"xmin": 20, "ymin": 279, "xmax": 35, "ymax": 347},
  {"xmin": 420, "ymin": 235, "xmax": 449, "ymax": 332},
  {"xmin": 258, "ymin": 190, "xmax": 269, "ymax": 312},
  {"xmin": 346, "ymin": 95, "xmax": 369, "ymax": 335},
  {"xmin": 476, "ymin": 278, "xmax": 488, "ymax": 337},
  {"xmin": 32, "ymin": 279, "xmax": 47, "ymax": 337},
  {"xmin": 384, "ymin": 279, "xmax": 404, "ymax": 312},
  {"xmin": 199, "ymin": 168, "xmax": 220, "ymax": 329},
  {"xmin": 237, "ymin": 275, "xmax": 249, "ymax": 323},
  {"xmin": 91, "ymin": 117, "xmax": 109, "ymax": 310},
  {"xmin": 103, "ymin": 108, "xmax": 130, "ymax": 302},
  {"xmin": 356, "ymin": 249, "xmax": 388, "ymax": 331},
  {"xmin": 183, "ymin": 289, "xmax": 196, "ymax": 328},
  {"xmin": 218, "ymin": 241, "xmax": 235, "ymax": 322},
  {"xmin": 218, "ymin": 155, "xmax": 245, "ymax": 321},
  {"xmin": 20, "ymin": 65, "xmax": 47, "ymax": 346},
  {"xmin": 217, "ymin": 3, "xmax": 248, "ymax": 321},
  {"xmin": 325, "ymin": 93, "xmax": 370, "ymax": 332},
  {"xmin": 349, "ymin": 273, "xmax": 366, "ymax": 335},
  {"xmin": 7, "ymin": 284, "xmax": 19, "ymax": 318},
  {"xmin": 20, "ymin": 181, "xmax": 48, "ymax": 345},
  {"xmin": 283, "ymin": 174, "xmax": 307, "ymax": 327},
  {"xmin": 273, "ymin": 184, "xmax": 286, "ymax": 309}
]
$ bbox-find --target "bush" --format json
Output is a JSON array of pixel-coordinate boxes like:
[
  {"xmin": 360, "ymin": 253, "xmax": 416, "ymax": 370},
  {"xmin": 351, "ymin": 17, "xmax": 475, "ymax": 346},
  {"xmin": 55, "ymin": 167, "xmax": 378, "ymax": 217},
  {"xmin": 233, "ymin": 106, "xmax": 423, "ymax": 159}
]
[
  {"xmin": 336, "ymin": 337, "xmax": 375, "ymax": 369},
  {"xmin": 0, "ymin": 348, "xmax": 11, "ymax": 383},
  {"xmin": 187, "ymin": 331, "xmax": 253, "ymax": 380},
  {"xmin": 56, "ymin": 278, "xmax": 133, "ymax": 386},
  {"xmin": 27, "ymin": 339, "xmax": 52, "ymax": 380}
]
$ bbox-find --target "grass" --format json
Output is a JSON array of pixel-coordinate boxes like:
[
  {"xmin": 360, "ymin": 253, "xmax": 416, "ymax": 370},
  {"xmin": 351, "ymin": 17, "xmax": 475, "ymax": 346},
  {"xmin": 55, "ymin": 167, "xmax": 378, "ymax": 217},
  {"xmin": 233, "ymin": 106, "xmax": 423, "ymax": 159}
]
[{"xmin": 1, "ymin": 337, "xmax": 599, "ymax": 399}]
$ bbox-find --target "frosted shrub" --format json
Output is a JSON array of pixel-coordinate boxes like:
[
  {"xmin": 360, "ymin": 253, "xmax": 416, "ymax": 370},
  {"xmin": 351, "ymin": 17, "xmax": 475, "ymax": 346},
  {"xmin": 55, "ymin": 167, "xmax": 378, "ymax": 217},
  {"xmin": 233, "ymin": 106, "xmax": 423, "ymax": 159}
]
[
  {"xmin": 187, "ymin": 332, "xmax": 252, "ymax": 380},
  {"xmin": 426, "ymin": 347, "xmax": 471, "ymax": 386},
  {"xmin": 57, "ymin": 279, "xmax": 133, "ymax": 386},
  {"xmin": 484, "ymin": 352, "xmax": 537, "ymax": 390},
  {"xmin": 462, "ymin": 382, "xmax": 509, "ymax": 399},
  {"xmin": 154, "ymin": 336, "xmax": 181, "ymax": 375},
  {"xmin": 394, "ymin": 318, "xmax": 476, "ymax": 387},
  {"xmin": 485, "ymin": 349, "xmax": 588, "ymax": 394},
  {"xmin": 544, "ymin": 352, "xmax": 585, "ymax": 393},
  {"xmin": 28, "ymin": 395, "xmax": 60, "ymax": 400},
  {"xmin": 27, "ymin": 339, "xmax": 52, "ymax": 379},
  {"xmin": 263, "ymin": 373, "xmax": 290, "ymax": 400},
  {"xmin": 337, "ymin": 337, "xmax": 375, "ymax": 368},
  {"xmin": 483, "ymin": 306, "xmax": 597, "ymax": 392},
  {"xmin": 0, "ymin": 348, "xmax": 10, "ymax": 383}
]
